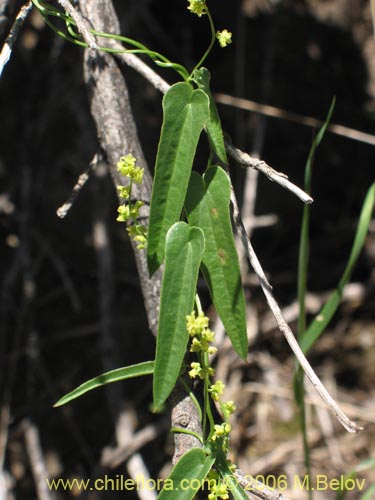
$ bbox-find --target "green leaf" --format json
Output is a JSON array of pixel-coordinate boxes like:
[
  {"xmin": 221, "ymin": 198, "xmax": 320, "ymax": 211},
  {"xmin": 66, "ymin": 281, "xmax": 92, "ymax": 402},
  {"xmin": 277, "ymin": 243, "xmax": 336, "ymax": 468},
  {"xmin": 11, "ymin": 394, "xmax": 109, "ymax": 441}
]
[
  {"xmin": 335, "ymin": 458, "xmax": 375, "ymax": 500},
  {"xmin": 224, "ymin": 476, "xmax": 249, "ymax": 500},
  {"xmin": 54, "ymin": 361, "xmax": 155, "ymax": 407},
  {"xmin": 214, "ymin": 454, "xmax": 248, "ymax": 500},
  {"xmin": 185, "ymin": 166, "xmax": 247, "ymax": 359},
  {"xmin": 147, "ymin": 82, "xmax": 209, "ymax": 276},
  {"xmin": 193, "ymin": 68, "xmax": 228, "ymax": 164},
  {"xmin": 297, "ymin": 97, "xmax": 336, "ymax": 339},
  {"xmin": 360, "ymin": 484, "xmax": 375, "ymax": 500},
  {"xmin": 301, "ymin": 181, "xmax": 375, "ymax": 354},
  {"xmin": 294, "ymin": 99, "xmax": 335, "ymax": 473},
  {"xmin": 153, "ymin": 222, "xmax": 205, "ymax": 410},
  {"xmin": 157, "ymin": 448, "xmax": 214, "ymax": 500}
]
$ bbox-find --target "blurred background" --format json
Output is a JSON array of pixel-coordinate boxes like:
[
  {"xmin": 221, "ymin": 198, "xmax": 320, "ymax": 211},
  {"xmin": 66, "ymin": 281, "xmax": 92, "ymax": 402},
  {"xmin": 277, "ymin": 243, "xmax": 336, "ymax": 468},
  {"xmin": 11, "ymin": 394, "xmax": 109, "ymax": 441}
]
[{"xmin": 0, "ymin": 0, "xmax": 374, "ymax": 498}]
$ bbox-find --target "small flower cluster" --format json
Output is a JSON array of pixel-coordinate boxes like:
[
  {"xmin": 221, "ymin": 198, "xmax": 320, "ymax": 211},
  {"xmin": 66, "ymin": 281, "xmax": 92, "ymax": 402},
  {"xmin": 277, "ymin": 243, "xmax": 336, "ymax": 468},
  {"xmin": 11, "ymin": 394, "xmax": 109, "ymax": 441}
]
[
  {"xmin": 186, "ymin": 1, "xmax": 232, "ymax": 48},
  {"xmin": 116, "ymin": 155, "xmax": 147, "ymax": 249},
  {"xmin": 186, "ymin": 311, "xmax": 236, "ymax": 433},
  {"xmin": 216, "ymin": 30, "xmax": 232, "ymax": 48},
  {"xmin": 185, "ymin": 310, "xmax": 237, "ymax": 498},
  {"xmin": 187, "ymin": 311, "xmax": 217, "ymax": 355},
  {"xmin": 207, "ymin": 470, "xmax": 229, "ymax": 500},
  {"xmin": 187, "ymin": 0, "xmax": 207, "ymax": 17}
]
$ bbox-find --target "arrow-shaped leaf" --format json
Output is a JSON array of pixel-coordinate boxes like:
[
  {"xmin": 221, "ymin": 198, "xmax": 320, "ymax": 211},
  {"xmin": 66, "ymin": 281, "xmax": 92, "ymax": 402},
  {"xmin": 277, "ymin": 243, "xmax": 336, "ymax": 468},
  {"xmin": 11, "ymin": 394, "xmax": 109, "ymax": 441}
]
[
  {"xmin": 157, "ymin": 448, "xmax": 214, "ymax": 500},
  {"xmin": 153, "ymin": 222, "xmax": 205, "ymax": 410},
  {"xmin": 147, "ymin": 82, "xmax": 209, "ymax": 276},
  {"xmin": 54, "ymin": 361, "xmax": 155, "ymax": 407},
  {"xmin": 185, "ymin": 166, "xmax": 247, "ymax": 359}
]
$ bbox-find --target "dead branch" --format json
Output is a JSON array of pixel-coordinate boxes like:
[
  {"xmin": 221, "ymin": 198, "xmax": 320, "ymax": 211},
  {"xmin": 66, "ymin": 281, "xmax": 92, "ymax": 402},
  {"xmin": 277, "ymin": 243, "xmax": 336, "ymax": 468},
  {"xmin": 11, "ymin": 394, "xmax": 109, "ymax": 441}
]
[
  {"xmin": 229, "ymin": 174, "xmax": 362, "ymax": 434},
  {"xmin": 57, "ymin": 0, "xmax": 98, "ymax": 49},
  {"xmin": 23, "ymin": 419, "xmax": 56, "ymax": 500},
  {"xmin": 226, "ymin": 141, "xmax": 313, "ymax": 204},
  {"xmin": 0, "ymin": 1, "xmax": 33, "ymax": 78},
  {"xmin": 215, "ymin": 92, "xmax": 375, "ymax": 146}
]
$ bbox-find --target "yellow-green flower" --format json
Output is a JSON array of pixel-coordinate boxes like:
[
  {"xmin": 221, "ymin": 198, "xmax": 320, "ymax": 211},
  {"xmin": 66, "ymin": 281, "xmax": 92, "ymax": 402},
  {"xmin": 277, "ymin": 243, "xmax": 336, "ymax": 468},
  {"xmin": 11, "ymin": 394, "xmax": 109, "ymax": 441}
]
[
  {"xmin": 117, "ymin": 185, "xmax": 131, "ymax": 199},
  {"xmin": 186, "ymin": 311, "xmax": 209, "ymax": 337},
  {"xmin": 209, "ymin": 380, "xmax": 225, "ymax": 402},
  {"xmin": 202, "ymin": 328, "xmax": 215, "ymax": 343},
  {"xmin": 211, "ymin": 422, "xmax": 231, "ymax": 443},
  {"xmin": 189, "ymin": 362, "xmax": 205, "ymax": 379},
  {"xmin": 117, "ymin": 154, "xmax": 144, "ymax": 183},
  {"xmin": 127, "ymin": 224, "xmax": 147, "ymax": 249},
  {"xmin": 222, "ymin": 400, "xmax": 236, "ymax": 418},
  {"xmin": 187, "ymin": 0, "xmax": 207, "ymax": 17},
  {"xmin": 216, "ymin": 30, "xmax": 232, "ymax": 48},
  {"xmin": 117, "ymin": 204, "xmax": 131, "ymax": 222},
  {"xmin": 208, "ymin": 481, "xmax": 229, "ymax": 500},
  {"xmin": 190, "ymin": 337, "xmax": 204, "ymax": 353}
]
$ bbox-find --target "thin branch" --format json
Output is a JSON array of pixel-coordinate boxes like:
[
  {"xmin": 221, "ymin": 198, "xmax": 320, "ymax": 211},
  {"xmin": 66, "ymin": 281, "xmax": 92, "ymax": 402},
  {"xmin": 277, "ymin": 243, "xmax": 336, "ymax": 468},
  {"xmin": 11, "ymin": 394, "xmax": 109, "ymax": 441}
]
[
  {"xmin": 0, "ymin": 0, "xmax": 33, "ymax": 78},
  {"xmin": 101, "ymin": 418, "xmax": 169, "ymax": 469},
  {"xmin": 127, "ymin": 454, "xmax": 157, "ymax": 500},
  {"xmin": 23, "ymin": 419, "xmax": 56, "ymax": 500},
  {"xmin": 234, "ymin": 470, "xmax": 291, "ymax": 500},
  {"xmin": 229, "ymin": 174, "xmax": 362, "ymax": 434},
  {"xmin": 56, "ymin": 0, "xmax": 98, "ymax": 49},
  {"xmin": 243, "ymin": 381, "xmax": 375, "ymax": 423},
  {"xmin": 216, "ymin": 92, "xmax": 375, "ymax": 146},
  {"xmin": 226, "ymin": 141, "xmax": 313, "ymax": 205},
  {"xmin": 56, "ymin": 154, "xmax": 98, "ymax": 218}
]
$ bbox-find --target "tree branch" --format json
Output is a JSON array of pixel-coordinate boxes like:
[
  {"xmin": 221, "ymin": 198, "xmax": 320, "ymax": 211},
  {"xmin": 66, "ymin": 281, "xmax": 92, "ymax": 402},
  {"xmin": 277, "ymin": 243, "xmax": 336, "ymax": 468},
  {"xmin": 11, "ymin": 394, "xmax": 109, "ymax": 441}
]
[
  {"xmin": 57, "ymin": 0, "xmax": 98, "ymax": 49},
  {"xmin": 228, "ymin": 171, "xmax": 362, "ymax": 434},
  {"xmin": 226, "ymin": 141, "xmax": 313, "ymax": 204},
  {"xmin": 0, "ymin": 0, "xmax": 33, "ymax": 79}
]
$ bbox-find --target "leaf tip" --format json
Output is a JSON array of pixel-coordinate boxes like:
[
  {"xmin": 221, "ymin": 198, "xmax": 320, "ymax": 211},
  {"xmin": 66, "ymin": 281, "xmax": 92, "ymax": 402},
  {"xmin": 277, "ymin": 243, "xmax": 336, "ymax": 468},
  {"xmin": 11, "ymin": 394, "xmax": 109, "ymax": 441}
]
[{"xmin": 147, "ymin": 252, "xmax": 160, "ymax": 277}]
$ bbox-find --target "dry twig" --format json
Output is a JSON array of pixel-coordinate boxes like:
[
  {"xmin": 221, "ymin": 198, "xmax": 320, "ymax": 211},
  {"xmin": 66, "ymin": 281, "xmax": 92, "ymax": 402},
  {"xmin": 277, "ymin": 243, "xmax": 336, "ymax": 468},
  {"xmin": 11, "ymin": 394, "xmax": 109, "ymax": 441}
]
[
  {"xmin": 23, "ymin": 419, "xmax": 56, "ymax": 500},
  {"xmin": 101, "ymin": 418, "xmax": 169, "ymax": 469},
  {"xmin": 226, "ymin": 142, "xmax": 313, "ymax": 205},
  {"xmin": 0, "ymin": 0, "xmax": 33, "ymax": 78},
  {"xmin": 56, "ymin": 154, "xmax": 98, "ymax": 218},
  {"xmin": 229, "ymin": 176, "xmax": 362, "ymax": 434},
  {"xmin": 56, "ymin": 0, "xmax": 98, "ymax": 49}
]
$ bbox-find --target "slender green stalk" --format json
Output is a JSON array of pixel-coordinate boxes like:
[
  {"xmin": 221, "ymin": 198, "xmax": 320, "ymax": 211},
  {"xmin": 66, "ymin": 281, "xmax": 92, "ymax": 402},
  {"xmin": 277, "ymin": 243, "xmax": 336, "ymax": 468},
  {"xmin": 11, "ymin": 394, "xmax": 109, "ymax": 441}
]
[
  {"xmin": 170, "ymin": 427, "xmax": 204, "ymax": 444},
  {"xmin": 295, "ymin": 101, "xmax": 334, "ymax": 500},
  {"xmin": 179, "ymin": 376, "xmax": 203, "ymax": 423},
  {"xmin": 203, "ymin": 351, "xmax": 216, "ymax": 439},
  {"xmin": 296, "ymin": 149, "xmax": 313, "ymax": 500},
  {"xmin": 189, "ymin": 9, "xmax": 216, "ymax": 77},
  {"xmin": 295, "ymin": 99, "xmax": 335, "ymax": 500}
]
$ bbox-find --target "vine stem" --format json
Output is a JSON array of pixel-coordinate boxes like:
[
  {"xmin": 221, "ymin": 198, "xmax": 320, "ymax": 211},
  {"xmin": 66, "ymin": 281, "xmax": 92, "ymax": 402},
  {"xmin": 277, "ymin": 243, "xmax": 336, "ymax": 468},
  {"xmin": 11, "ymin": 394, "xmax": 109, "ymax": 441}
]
[{"xmin": 189, "ymin": 9, "xmax": 216, "ymax": 77}]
